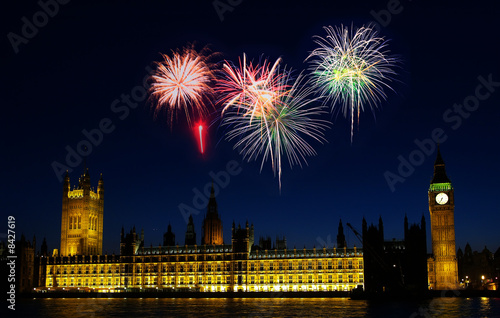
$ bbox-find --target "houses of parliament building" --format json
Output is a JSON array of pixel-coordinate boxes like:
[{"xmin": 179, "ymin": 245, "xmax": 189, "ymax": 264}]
[{"xmin": 23, "ymin": 149, "xmax": 458, "ymax": 293}]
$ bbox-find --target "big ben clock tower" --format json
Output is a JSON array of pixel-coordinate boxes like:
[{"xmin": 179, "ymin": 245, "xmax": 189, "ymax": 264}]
[{"xmin": 427, "ymin": 146, "xmax": 458, "ymax": 290}]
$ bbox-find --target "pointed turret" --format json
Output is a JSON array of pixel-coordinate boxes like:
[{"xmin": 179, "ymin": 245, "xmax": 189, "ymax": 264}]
[
  {"xmin": 164, "ymin": 223, "xmax": 175, "ymax": 247},
  {"xmin": 98, "ymin": 173, "xmax": 104, "ymax": 198},
  {"xmin": 63, "ymin": 171, "xmax": 70, "ymax": 194},
  {"xmin": 202, "ymin": 182, "xmax": 223, "ymax": 245},
  {"xmin": 431, "ymin": 145, "xmax": 451, "ymax": 184},
  {"xmin": 185, "ymin": 215, "xmax": 197, "ymax": 245},
  {"xmin": 207, "ymin": 183, "xmax": 218, "ymax": 216},
  {"xmin": 378, "ymin": 215, "xmax": 384, "ymax": 241}
]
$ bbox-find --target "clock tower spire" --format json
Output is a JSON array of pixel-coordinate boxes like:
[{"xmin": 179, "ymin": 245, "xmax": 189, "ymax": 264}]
[{"xmin": 427, "ymin": 146, "xmax": 458, "ymax": 290}]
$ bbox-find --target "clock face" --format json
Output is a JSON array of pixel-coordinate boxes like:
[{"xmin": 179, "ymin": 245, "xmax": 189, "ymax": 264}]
[{"xmin": 436, "ymin": 192, "xmax": 449, "ymax": 205}]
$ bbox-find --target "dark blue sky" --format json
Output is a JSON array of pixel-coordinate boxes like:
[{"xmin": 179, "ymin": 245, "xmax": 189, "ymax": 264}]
[{"xmin": 2, "ymin": 0, "xmax": 499, "ymax": 255}]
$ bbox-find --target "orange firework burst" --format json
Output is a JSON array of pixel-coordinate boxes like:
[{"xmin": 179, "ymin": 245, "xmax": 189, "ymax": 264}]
[
  {"xmin": 149, "ymin": 46, "xmax": 215, "ymax": 127},
  {"xmin": 217, "ymin": 54, "xmax": 289, "ymax": 121},
  {"xmin": 218, "ymin": 54, "xmax": 329, "ymax": 189}
]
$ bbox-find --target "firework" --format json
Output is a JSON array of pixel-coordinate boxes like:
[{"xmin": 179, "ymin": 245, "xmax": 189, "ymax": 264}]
[
  {"xmin": 307, "ymin": 24, "xmax": 398, "ymax": 142},
  {"xmin": 217, "ymin": 54, "xmax": 287, "ymax": 120},
  {"xmin": 219, "ymin": 55, "xmax": 329, "ymax": 189},
  {"xmin": 149, "ymin": 46, "xmax": 214, "ymax": 127},
  {"xmin": 198, "ymin": 124, "xmax": 204, "ymax": 154}
]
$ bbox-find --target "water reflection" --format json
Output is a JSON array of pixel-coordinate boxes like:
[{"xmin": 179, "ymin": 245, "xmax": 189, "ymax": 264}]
[{"xmin": 18, "ymin": 297, "xmax": 500, "ymax": 317}]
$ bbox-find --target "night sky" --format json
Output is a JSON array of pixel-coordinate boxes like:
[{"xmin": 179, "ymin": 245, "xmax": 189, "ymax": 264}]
[{"xmin": 2, "ymin": 0, "xmax": 499, "ymax": 256}]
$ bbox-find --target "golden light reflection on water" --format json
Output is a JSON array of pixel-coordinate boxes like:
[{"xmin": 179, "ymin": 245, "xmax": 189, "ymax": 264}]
[{"xmin": 19, "ymin": 297, "xmax": 500, "ymax": 318}]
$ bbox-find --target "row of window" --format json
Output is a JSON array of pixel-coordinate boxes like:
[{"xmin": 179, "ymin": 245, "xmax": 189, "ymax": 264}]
[
  {"xmin": 47, "ymin": 274, "xmax": 363, "ymax": 288},
  {"xmin": 48, "ymin": 259, "xmax": 363, "ymax": 275}
]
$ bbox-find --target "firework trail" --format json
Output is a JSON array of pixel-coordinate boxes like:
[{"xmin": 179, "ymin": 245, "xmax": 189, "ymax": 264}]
[
  {"xmin": 198, "ymin": 124, "xmax": 204, "ymax": 154},
  {"xmin": 307, "ymin": 24, "xmax": 398, "ymax": 142},
  {"xmin": 149, "ymin": 46, "xmax": 215, "ymax": 127},
  {"xmin": 219, "ymin": 55, "xmax": 329, "ymax": 189}
]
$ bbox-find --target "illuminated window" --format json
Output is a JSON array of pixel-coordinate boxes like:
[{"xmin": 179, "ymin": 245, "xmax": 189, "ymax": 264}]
[
  {"xmin": 308, "ymin": 261, "xmax": 312, "ymax": 270},
  {"xmin": 251, "ymin": 276, "xmax": 255, "ymax": 284},
  {"xmin": 298, "ymin": 275, "xmax": 302, "ymax": 283},
  {"xmin": 348, "ymin": 260, "xmax": 353, "ymax": 269},
  {"xmin": 359, "ymin": 260, "xmax": 363, "ymax": 269},
  {"xmin": 339, "ymin": 275, "xmax": 343, "ymax": 283},
  {"xmin": 217, "ymin": 277, "xmax": 221, "ymax": 284},
  {"xmin": 349, "ymin": 275, "xmax": 353, "ymax": 283},
  {"xmin": 279, "ymin": 276, "xmax": 283, "ymax": 284},
  {"xmin": 308, "ymin": 275, "xmax": 312, "ymax": 283},
  {"xmin": 289, "ymin": 275, "xmax": 293, "ymax": 284},
  {"xmin": 288, "ymin": 261, "xmax": 292, "ymax": 270},
  {"xmin": 318, "ymin": 275, "xmax": 322, "ymax": 283},
  {"xmin": 260, "ymin": 276, "xmax": 264, "ymax": 284},
  {"xmin": 269, "ymin": 276, "xmax": 274, "ymax": 284},
  {"xmin": 328, "ymin": 275, "xmax": 332, "ymax": 283}
]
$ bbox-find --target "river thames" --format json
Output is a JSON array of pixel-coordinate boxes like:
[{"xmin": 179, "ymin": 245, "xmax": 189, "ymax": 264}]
[{"xmin": 11, "ymin": 297, "xmax": 500, "ymax": 317}]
